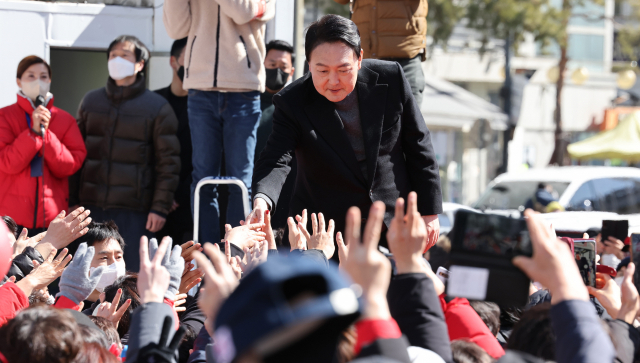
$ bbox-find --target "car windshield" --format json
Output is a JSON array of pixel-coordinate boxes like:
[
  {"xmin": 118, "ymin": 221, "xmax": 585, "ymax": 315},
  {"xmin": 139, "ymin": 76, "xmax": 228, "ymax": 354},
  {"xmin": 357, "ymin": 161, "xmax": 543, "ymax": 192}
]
[
  {"xmin": 473, "ymin": 181, "xmax": 570, "ymax": 210},
  {"xmin": 438, "ymin": 214, "xmax": 451, "ymax": 228}
]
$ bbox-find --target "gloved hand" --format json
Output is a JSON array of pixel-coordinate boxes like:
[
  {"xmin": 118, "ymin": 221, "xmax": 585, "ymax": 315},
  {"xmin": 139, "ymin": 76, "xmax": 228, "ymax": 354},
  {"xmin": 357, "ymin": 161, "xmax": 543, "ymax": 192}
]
[
  {"xmin": 57, "ymin": 242, "xmax": 105, "ymax": 304},
  {"xmin": 149, "ymin": 237, "xmax": 184, "ymax": 300}
]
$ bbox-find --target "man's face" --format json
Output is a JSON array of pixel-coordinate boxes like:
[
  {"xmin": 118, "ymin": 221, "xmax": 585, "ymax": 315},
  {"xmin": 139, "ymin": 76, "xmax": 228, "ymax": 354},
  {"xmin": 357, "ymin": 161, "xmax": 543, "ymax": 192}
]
[
  {"xmin": 309, "ymin": 42, "xmax": 362, "ymax": 103},
  {"xmin": 170, "ymin": 46, "xmax": 186, "ymax": 74},
  {"xmin": 90, "ymin": 238, "xmax": 124, "ymax": 269},
  {"xmin": 109, "ymin": 41, "xmax": 145, "ymax": 75},
  {"xmin": 264, "ymin": 49, "xmax": 294, "ymax": 77}
]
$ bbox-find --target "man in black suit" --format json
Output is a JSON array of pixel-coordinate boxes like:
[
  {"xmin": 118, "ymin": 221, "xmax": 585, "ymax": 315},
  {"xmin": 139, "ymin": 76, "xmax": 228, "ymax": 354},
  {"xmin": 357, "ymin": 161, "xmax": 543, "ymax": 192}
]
[{"xmin": 249, "ymin": 14, "xmax": 442, "ymax": 249}]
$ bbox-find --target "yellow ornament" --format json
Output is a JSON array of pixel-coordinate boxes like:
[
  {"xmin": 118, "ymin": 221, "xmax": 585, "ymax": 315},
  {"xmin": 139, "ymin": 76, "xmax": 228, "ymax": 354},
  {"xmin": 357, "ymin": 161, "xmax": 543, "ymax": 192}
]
[
  {"xmin": 571, "ymin": 67, "xmax": 589, "ymax": 85},
  {"xmin": 617, "ymin": 70, "xmax": 637, "ymax": 90}
]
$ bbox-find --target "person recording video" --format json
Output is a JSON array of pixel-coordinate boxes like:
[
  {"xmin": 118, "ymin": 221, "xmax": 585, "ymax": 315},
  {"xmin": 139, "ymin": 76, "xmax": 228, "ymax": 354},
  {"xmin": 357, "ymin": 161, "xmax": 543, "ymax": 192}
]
[{"xmin": 0, "ymin": 56, "xmax": 86, "ymax": 234}]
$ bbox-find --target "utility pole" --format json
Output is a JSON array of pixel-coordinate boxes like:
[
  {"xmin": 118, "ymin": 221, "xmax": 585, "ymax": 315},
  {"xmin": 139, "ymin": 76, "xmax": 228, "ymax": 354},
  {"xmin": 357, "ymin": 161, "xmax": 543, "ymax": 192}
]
[
  {"xmin": 293, "ymin": 0, "xmax": 305, "ymax": 80},
  {"xmin": 500, "ymin": 31, "xmax": 513, "ymax": 174}
]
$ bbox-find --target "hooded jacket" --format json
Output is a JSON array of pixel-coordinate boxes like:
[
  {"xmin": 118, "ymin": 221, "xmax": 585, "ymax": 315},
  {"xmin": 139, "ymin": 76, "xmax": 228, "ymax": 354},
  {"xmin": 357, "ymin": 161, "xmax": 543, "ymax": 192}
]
[
  {"xmin": 70, "ymin": 76, "xmax": 180, "ymax": 215},
  {"xmin": 0, "ymin": 93, "xmax": 86, "ymax": 228},
  {"xmin": 163, "ymin": 0, "xmax": 276, "ymax": 92}
]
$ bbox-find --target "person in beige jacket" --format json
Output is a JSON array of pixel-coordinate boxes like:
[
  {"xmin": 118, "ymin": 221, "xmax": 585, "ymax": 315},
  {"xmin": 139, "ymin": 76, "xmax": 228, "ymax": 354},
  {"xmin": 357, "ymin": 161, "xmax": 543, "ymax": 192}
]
[
  {"xmin": 334, "ymin": 0, "xmax": 428, "ymax": 106},
  {"xmin": 163, "ymin": 0, "xmax": 275, "ymax": 243}
]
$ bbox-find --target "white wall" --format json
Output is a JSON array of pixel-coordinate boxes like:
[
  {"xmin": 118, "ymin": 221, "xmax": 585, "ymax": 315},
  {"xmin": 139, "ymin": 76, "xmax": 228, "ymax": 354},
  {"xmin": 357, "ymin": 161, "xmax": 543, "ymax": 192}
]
[
  {"xmin": 0, "ymin": 0, "xmax": 158, "ymax": 108},
  {"xmin": 0, "ymin": 0, "xmax": 296, "ymax": 108}
]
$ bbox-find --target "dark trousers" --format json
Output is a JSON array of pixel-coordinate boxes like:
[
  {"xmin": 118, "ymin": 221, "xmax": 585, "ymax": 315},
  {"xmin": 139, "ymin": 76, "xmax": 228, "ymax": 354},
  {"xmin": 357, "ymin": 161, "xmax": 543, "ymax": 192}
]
[
  {"xmin": 386, "ymin": 55, "xmax": 426, "ymax": 107},
  {"xmin": 85, "ymin": 206, "xmax": 152, "ymax": 273}
]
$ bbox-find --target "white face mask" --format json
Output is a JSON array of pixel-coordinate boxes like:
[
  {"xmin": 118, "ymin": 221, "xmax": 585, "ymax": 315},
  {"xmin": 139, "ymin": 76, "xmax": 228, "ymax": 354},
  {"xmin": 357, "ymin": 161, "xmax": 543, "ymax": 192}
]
[
  {"xmin": 108, "ymin": 56, "xmax": 136, "ymax": 81},
  {"xmin": 90, "ymin": 261, "xmax": 126, "ymax": 292},
  {"xmin": 21, "ymin": 79, "xmax": 50, "ymax": 101},
  {"xmin": 601, "ymin": 254, "xmax": 621, "ymax": 269}
]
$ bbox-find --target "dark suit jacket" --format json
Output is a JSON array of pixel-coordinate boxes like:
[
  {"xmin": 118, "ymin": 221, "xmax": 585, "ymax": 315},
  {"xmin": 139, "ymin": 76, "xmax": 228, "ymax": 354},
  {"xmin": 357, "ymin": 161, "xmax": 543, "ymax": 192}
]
[{"xmin": 252, "ymin": 59, "xmax": 442, "ymax": 233}]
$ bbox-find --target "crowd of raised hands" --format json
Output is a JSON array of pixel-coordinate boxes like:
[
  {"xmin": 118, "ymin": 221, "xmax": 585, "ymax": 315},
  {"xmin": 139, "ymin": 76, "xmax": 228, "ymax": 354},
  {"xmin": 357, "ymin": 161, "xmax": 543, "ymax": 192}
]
[{"xmin": 1, "ymin": 194, "xmax": 639, "ymax": 363}]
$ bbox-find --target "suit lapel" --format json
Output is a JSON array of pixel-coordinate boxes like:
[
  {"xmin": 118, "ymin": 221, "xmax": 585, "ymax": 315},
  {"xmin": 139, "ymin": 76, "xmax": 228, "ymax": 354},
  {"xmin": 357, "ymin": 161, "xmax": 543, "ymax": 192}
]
[
  {"xmin": 303, "ymin": 86, "xmax": 368, "ymax": 187},
  {"xmin": 356, "ymin": 66, "xmax": 388, "ymax": 188}
]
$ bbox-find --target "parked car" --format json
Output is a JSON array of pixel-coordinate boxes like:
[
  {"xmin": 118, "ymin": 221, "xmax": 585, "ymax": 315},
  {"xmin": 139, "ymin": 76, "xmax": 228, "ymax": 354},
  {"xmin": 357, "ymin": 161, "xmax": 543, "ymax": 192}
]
[
  {"xmin": 438, "ymin": 202, "xmax": 478, "ymax": 235},
  {"xmin": 474, "ymin": 166, "xmax": 640, "ymax": 215}
]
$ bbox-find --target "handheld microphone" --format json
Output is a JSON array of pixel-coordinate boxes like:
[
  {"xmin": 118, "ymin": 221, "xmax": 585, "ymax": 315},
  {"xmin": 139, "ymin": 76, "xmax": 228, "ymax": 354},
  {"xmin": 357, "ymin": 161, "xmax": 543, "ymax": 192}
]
[
  {"xmin": 34, "ymin": 95, "xmax": 45, "ymax": 108},
  {"xmin": 34, "ymin": 96, "xmax": 45, "ymax": 135},
  {"xmin": 34, "ymin": 95, "xmax": 47, "ymax": 229}
]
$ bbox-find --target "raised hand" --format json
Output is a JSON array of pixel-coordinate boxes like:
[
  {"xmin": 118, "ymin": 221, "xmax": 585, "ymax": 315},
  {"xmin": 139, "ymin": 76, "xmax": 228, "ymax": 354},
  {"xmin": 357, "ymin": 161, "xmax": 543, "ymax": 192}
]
[
  {"xmin": 264, "ymin": 210, "xmax": 277, "ymax": 250},
  {"xmin": 239, "ymin": 241, "xmax": 268, "ymax": 274},
  {"xmin": 192, "ymin": 243, "xmax": 239, "ymax": 333},
  {"xmin": 173, "ymin": 293, "xmax": 188, "ymax": 312},
  {"xmin": 138, "ymin": 236, "xmax": 171, "ymax": 304},
  {"xmin": 148, "ymin": 237, "xmax": 184, "ymax": 300},
  {"xmin": 180, "ymin": 241, "xmax": 203, "ymax": 264},
  {"xmin": 617, "ymin": 262, "xmax": 640, "ymax": 324},
  {"xmin": 57, "ymin": 243, "xmax": 105, "ymax": 304},
  {"xmin": 342, "ymin": 202, "xmax": 392, "ymax": 320},
  {"xmin": 387, "ymin": 192, "xmax": 428, "ymax": 274},
  {"xmin": 513, "ymin": 209, "xmax": 589, "ymax": 305},
  {"xmin": 16, "ymin": 248, "xmax": 72, "ymax": 297},
  {"xmin": 336, "ymin": 232, "xmax": 347, "ymax": 268},
  {"xmin": 12, "ymin": 229, "xmax": 46, "ymax": 258},
  {"xmin": 300, "ymin": 213, "xmax": 335, "ymax": 259},
  {"xmin": 587, "ymin": 273, "xmax": 621, "ymax": 318},
  {"xmin": 224, "ymin": 223, "xmax": 266, "ymax": 250},
  {"xmin": 179, "ymin": 263, "xmax": 204, "ymax": 295},
  {"xmin": 36, "ymin": 207, "xmax": 92, "ymax": 259},
  {"xmin": 95, "ymin": 288, "xmax": 132, "ymax": 328},
  {"xmin": 287, "ymin": 209, "xmax": 309, "ymax": 251}
]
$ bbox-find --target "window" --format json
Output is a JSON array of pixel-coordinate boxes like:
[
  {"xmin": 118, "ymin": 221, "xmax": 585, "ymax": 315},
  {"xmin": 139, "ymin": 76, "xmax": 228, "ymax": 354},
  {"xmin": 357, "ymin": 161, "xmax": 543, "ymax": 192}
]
[
  {"xmin": 589, "ymin": 178, "xmax": 638, "ymax": 214},
  {"xmin": 474, "ymin": 181, "xmax": 570, "ymax": 210},
  {"xmin": 568, "ymin": 181, "xmax": 597, "ymax": 211}
]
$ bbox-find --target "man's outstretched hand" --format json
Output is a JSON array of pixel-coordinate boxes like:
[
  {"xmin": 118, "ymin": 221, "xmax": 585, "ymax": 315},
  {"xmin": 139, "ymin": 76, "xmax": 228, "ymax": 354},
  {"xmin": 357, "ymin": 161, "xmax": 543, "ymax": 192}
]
[
  {"xmin": 422, "ymin": 215, "xmax": 439, "ymax": 251},
  {"xmin": 246, "ymin": 197, "xmax": 269, "ymax": 225}
]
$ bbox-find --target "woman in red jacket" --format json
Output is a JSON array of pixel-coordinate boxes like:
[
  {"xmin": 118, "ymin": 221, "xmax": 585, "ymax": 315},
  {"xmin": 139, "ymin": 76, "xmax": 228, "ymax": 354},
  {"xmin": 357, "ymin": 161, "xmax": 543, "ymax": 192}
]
[{"xmin": 0, "ymin": 56, "xmax": 86, "ymax": 232}]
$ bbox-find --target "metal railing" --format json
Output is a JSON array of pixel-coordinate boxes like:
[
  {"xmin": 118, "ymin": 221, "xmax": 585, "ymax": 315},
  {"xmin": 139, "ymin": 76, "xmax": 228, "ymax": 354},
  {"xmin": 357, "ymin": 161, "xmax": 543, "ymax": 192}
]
[{"xmin": 192, "ymin": 176, "xmax": 251, "ymax": 243}]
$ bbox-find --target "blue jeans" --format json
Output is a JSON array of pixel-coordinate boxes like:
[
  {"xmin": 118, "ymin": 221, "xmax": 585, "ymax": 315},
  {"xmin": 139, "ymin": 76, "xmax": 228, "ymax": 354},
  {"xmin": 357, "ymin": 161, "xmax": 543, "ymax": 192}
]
[{"xmin": 188, "ymin": 90, "xmax": 261, "ymax": 243}]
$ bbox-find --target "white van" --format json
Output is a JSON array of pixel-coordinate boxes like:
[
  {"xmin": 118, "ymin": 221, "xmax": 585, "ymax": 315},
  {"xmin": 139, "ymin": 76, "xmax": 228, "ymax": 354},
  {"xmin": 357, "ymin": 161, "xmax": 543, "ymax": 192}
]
[{"xmin": 473, "ymin": 166, "xmax": 640, "ymax": 214}]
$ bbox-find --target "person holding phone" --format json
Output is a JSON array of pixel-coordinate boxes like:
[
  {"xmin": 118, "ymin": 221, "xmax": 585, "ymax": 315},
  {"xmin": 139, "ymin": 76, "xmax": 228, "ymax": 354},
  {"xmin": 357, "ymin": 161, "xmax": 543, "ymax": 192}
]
[{"xmin": 0, "ymin": 56, "xmax": 86, "ymax": 233}]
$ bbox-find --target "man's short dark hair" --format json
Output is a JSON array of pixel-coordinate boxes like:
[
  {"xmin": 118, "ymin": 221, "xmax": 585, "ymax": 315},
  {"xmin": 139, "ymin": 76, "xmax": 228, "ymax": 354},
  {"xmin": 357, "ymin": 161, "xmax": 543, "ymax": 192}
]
[
  {"xmin": 507, "ymin": 303, "xmax": 555, "ymax": 360},
  {"xmin": 0, "ymin": 306, "xmax": 83, "ymax": 363},
  {"xmin": 83, "ymin": 221, "xmax": 125, "ymax": 252},
  {"xmin": 266, "ymin": 40, "xmax": 295, "ymax": 64},
  {"xmin": 170, "ymin": 37, "xmax": 188, "ymax": 59},
  {"xmin": 107, "ymin": 35, "xmax": 150, "ymax": 72},
  {"xmin": 2, "ymin": 216, "xmax": 18, "ymax": 239},
  {"xmin": 451, "ymin": 340, "xmax": 494, "ymax": 363},
  {"xmin": 305, "ymin": 14, "xmax": 361, "ymax": 62}
]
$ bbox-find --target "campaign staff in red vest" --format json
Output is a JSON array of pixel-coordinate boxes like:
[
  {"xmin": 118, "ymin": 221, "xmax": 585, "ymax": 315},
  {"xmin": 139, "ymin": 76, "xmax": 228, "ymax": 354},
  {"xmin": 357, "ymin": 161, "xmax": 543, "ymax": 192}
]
[{"xmin": 0, "ymin": 56, "xmax": 87, "ymax": 233}]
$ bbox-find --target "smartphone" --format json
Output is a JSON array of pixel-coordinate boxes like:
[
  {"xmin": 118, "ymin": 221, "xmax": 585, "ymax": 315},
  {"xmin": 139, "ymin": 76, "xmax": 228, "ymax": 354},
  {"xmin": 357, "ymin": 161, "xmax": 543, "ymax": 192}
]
[
  {"xmin": 631, "ymin": 234, "xmax": 640, "ymax": 292},
  {"xmin": 436, "ymin": 266, "xmax": 449, "ymax": 284},
  {"xmin": 573, "ymin": 239, "xmax": 596, "ymax": 287},
  {"xmin": 601, "ymin": 220, "xmax": 629, "ymax": 243},
  {"xmin": 448, "ymin": 210, "xmax": 532, "ymax": 307},
  {"xmin": 630, "ymin": 233, "xmax": 640, "ymax": 265}
]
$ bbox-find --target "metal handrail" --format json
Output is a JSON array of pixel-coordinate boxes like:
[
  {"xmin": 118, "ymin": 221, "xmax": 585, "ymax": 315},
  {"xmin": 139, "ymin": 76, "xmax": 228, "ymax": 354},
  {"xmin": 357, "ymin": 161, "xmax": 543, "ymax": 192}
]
[{"xmin": 193, "ymin": 176, "xmax": 251, "ymax": 243}]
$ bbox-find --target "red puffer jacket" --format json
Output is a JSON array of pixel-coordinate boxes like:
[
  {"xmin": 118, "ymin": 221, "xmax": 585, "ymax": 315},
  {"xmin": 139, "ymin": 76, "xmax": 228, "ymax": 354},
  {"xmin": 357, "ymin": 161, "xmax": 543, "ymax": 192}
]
[{"xmin": 0, "ymin": 93, "xmax": 86, "ymax": 229}]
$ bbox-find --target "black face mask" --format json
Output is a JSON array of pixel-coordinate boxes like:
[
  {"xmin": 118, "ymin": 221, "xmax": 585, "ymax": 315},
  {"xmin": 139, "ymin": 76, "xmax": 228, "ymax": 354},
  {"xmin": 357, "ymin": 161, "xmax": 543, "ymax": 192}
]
[
  {"xmin": 265, "ymin": 68, "xmax": 289, "ymax": 91},
  {"xmin": 177, "ymin": 66, "xmax": 185, "ymax": 83}
]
